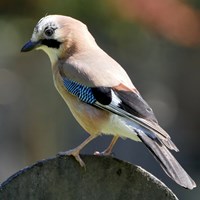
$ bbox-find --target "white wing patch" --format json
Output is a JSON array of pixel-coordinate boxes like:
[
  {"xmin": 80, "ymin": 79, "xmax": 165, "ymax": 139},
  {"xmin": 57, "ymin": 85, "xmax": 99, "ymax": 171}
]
[{"xmin": 110, "ymin": 89, "xmax": 121, "ymax": 106}]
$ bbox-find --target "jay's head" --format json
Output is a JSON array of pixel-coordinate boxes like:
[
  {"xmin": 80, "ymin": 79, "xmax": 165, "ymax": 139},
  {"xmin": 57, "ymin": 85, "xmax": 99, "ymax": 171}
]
[{"xmin": 21, "ymin": 15, "xmax": 96, "ymax": 64}]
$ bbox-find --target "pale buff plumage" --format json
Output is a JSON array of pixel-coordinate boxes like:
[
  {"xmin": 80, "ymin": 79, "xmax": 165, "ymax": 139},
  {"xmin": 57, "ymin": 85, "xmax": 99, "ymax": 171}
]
[
  {"xmin": 37, "ymin": 16, "xmax": 140, "ymax": 139},
  {"xmin": 21, "ymin": 15, "xmax": 196, "ymax": 189}
]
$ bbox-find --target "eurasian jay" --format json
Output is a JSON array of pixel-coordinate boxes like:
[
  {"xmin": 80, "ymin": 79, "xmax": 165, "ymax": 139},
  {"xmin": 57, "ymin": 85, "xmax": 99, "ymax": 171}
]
[{"xmin": 21, "ymin": 15, "xmax": 196, "ymax": 189}]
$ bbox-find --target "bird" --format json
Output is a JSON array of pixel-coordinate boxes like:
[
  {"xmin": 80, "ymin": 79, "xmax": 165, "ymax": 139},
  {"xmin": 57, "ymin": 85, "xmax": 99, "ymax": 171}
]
[{"xmin": 21, "ymin": 15, "xmax": 196, "ymax": 189}]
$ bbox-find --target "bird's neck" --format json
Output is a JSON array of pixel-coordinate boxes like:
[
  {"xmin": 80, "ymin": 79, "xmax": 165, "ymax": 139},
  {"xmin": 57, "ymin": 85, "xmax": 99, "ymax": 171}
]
[{"xmin": 39, "ymin": 45, "xmax": 60, "ymax": 66}]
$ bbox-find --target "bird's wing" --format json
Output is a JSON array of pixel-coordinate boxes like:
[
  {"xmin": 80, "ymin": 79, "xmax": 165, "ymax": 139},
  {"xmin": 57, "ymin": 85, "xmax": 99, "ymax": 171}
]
[
  {"xmin": 95, "ymin": 85, "xmax": 179, "ymax": 150},
  {"xmin": 61, "ymin": 75, "xmax": 178, "ymax": 151},
  {"xmin": 61, "ymin": 76, "xmax": 197, "ymax": 189}
]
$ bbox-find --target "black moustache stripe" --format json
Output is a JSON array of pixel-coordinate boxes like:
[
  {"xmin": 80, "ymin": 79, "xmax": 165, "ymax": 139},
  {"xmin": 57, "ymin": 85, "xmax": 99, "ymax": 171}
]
[{"xmin": 41, "ymin": 39, "xmax": 61, "ymax": 49}]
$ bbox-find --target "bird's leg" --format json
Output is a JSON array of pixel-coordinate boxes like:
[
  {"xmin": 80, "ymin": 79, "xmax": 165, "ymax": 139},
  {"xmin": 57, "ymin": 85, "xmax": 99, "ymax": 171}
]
[
  {"xmin": 58, "ymin": 134, "xmax": 97, "ymax": 167},
  {"xmin": 94, "ymin": 136, "xmax": 119, "ymax": 156}
]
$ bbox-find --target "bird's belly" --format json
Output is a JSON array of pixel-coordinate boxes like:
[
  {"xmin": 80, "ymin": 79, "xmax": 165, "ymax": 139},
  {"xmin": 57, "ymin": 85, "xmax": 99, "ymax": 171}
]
[
  {"xmin": 102, "ymin": 114, "xmax": 141, "ymax": 142},
  {"xmin": 63, "ymin": 93, "xmax": 140, "ymax": 142},
  {"xmin": 54, "ymin": 75, "xmax": 109, "ymax": 134},
  {"xmin": 67, "ymin": 96, "xmax": 110, "ymax": 135}
]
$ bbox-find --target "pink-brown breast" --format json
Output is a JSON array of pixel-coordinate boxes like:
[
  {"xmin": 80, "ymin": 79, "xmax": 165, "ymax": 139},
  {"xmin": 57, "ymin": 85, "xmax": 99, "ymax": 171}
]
[{"xmin": 53, "ymin": 69, "xmax": 109, "ymax": 135}]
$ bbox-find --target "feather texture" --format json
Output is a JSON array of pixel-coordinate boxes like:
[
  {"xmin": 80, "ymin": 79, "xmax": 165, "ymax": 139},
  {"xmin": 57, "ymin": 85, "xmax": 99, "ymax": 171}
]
[
  {"xmin": 136, "ymin": 130, "xmax": 196, "ymax": 189},
  {"xmin": 63, "ymin": 78, "xmax": 96, "ymax": 104},
  {"xmin": 61, "ymin": 76, "xmax": 177, "ymax": 150},
  {"xmin": 113, "ymin": 88, "xmax": 157, "ymax": 123}
]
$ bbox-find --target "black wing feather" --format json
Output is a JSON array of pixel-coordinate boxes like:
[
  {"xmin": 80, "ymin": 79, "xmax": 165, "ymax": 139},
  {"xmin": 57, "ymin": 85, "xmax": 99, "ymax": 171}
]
[
  {"xmin": 92, "ymin": 86, "xmax": 179, "ymax": 151},
  {"xmin": 91, "ymin": 86, "xmax": 157, "ymax": 123},
  {"xmin": 91, "ymin": 87, "xmax": 112, "ymax": 105},
  {"xmin": 114, "ymin": 89, "xmax": 158, "ymax": 123}
]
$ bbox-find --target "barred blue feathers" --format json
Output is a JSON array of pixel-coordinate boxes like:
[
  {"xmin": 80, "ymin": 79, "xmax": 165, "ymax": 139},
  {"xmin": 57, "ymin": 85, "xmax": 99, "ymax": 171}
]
[{"xmin": 63, "ymin": 78, "xmax": 96, "ymax": 104}]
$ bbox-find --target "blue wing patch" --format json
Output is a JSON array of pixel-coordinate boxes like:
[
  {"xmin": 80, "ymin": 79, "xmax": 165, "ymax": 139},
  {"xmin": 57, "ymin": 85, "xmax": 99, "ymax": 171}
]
[{"xmin": 63, "ymin": 78, "xmax": 96, "ymax": 104}]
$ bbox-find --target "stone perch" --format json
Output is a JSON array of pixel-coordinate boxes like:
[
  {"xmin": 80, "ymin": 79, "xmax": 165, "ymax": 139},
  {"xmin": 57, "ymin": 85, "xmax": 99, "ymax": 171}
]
[{"xmin": 0, "ymin": 155, "xmax": 178, "ymax": 200}]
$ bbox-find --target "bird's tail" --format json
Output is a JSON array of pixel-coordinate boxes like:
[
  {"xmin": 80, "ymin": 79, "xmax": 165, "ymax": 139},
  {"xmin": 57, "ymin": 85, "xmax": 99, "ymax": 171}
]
[{"xmin": 136, "ymin": 130, "xmax": 196, "ymax": 190}]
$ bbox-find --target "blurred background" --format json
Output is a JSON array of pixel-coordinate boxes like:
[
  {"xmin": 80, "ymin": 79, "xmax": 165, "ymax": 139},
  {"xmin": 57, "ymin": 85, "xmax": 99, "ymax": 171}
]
[{"xmin": 0, "ymin": 0, "xmax": 200, "ymax": 199}]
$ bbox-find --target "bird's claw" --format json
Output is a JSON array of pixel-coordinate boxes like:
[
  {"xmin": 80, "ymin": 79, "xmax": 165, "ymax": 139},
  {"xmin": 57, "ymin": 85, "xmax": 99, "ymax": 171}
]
[{"xmin": 57, "ymin": 149, "xmax": 85, "ymax": 168}]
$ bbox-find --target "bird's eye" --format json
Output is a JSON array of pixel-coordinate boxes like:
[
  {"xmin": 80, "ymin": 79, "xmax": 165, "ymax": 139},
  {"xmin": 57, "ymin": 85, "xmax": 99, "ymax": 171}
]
[{"xmin": 44, "ymin": 28, "xmax": 54, "ymax": 37}]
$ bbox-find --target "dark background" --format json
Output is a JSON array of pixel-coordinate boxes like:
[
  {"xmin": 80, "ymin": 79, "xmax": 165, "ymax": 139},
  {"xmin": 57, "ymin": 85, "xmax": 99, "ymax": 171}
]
[{"xmin": 0, "ymin": 0, "xmax": 199, "ymax": 199}]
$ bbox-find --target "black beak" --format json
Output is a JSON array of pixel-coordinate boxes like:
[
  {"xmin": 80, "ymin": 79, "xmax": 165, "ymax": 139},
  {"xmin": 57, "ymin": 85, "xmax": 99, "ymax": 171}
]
[{"xmin": 21, "ymin": 40, "xmax": 41, "ymax": 52}]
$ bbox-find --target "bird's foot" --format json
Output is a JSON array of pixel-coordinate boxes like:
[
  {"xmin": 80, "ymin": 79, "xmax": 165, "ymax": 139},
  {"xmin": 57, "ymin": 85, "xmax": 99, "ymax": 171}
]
[
  {"xmin": 57, "ymin": 149, "xmax": 85, "ymax": 168},
  {"xmin": 94, "ymin": 136, "xmax": 118, "ymax": 157}
]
